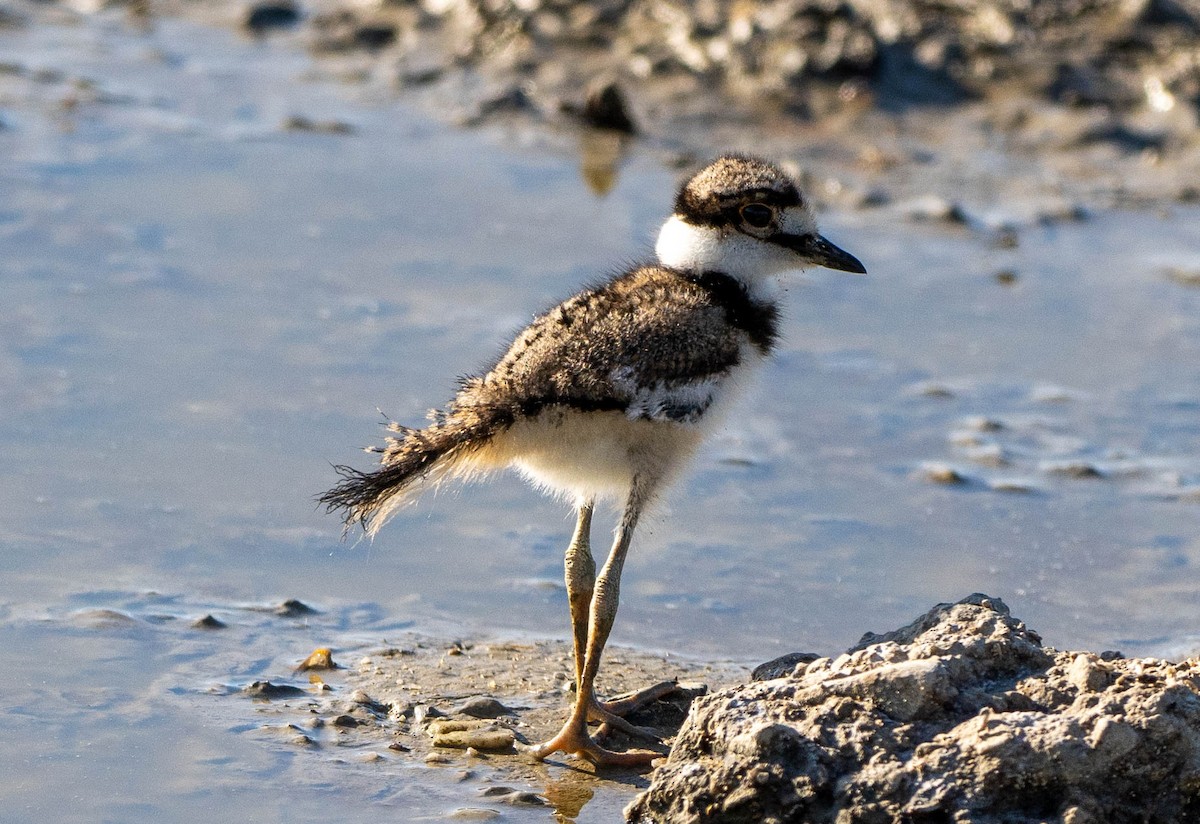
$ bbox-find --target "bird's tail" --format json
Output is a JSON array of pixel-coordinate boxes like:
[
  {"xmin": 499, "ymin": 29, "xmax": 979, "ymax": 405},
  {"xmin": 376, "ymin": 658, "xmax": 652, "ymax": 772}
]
[{"xmin": 319, "ymin": 399, "xmax": 509, "ymax": 537}]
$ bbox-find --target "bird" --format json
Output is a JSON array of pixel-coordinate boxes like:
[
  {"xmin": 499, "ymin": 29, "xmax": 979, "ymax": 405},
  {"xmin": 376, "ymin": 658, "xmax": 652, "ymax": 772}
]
[{"xmin": 319, "ymin": 153, "xmax": 866, "ymax": 767}]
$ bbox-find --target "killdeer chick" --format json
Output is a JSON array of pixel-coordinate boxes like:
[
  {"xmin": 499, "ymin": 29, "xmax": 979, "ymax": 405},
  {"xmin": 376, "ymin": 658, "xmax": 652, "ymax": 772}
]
[{"xmin": 320, "ymin": 154, "xmax": 866, "ymax": 767}]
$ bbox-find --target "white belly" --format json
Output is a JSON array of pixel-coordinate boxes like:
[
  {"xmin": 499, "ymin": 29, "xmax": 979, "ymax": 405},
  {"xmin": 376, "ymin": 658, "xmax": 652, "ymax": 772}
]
[
  {"xmin": 499, "ymin": 409, "xmax": 702, "ymax": 503},
  {"xmin": 475, "ymin": 347, "xmax": 768, "ymax": 504}
]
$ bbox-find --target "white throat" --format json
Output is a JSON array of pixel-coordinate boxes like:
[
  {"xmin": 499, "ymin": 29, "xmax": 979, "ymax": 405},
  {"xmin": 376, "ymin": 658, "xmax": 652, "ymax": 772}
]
[{"xmin": 654, "ymin": 215, "xmax": 808, "ymax": 289}]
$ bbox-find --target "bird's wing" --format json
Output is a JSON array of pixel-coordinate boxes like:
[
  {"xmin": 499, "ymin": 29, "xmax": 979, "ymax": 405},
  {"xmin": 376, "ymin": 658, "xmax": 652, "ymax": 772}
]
[{"xmin": 468, "ymin": 267, "xmax": 755, "ymax": 424}]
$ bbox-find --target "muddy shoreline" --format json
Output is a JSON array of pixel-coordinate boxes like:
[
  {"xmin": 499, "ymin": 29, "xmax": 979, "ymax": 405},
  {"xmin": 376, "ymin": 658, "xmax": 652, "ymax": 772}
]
[
  {"xmin": 9, "ymin": 0, "xmax": 1200, "ymax": 213},
  {"xmin": 240, "ymin": 596, "xmax": 1200, "ymax": 823},
  {"xmin": 240, "ymin": 628, "xmax": 747, "ymax": 821}
]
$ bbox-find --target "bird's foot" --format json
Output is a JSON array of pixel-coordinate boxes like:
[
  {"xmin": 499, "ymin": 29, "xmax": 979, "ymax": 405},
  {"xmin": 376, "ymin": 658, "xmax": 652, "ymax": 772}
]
[
  {"xmin": 594, "ymin": 679, "xmax": 679, "ymax": 717},
  {"xmin": 530, "ymin": 720, "xmax": 660, "ymax": 768},
  {"xmin": 588, "ymin": 679, "xmax": 679, "ymax": 742}
]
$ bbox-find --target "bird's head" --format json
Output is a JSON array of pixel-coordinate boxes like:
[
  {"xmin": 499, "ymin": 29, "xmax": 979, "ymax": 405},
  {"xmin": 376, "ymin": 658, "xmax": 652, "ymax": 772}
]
[{"xmin": 655, "ymin": 154, "xmax": 866, "ymax": 283}]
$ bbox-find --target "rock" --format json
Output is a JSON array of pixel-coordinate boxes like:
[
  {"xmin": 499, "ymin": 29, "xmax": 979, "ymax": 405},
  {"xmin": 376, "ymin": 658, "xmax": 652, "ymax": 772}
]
[
  {"xmin": 352, "ymin": 24, "xmax": 397, "ymax": 51},
  {"xmin": 901, "ymin": 195, "xmax": 972, "ymax": 225},
  {"xmin": 915, "ymin": 462, "xmax": 969, "ymax": 485},
  {"xmin": 295, "ymin": 647, "xmax": 338, "ymax": 672},
  {"xmin": 627, "ymin": 594, "xmax": 1200, "ymax": 823},
  {"xmin": 243, "ymin": 680, "xmax": 306, "ymax": 699},
  {"xmin": 580, "ymin": 80, "xmax": 637, "ymax": 134},
  {"xmin": 309, "ymin": 10, "xmax": 399, "ymax": 53},
  {"xmin": 429, "ymin": 720, "xmax": 516, "ymax": 751},
  {"xmin": 70, "ymin": 608, "xmax": 138, "ymax": 628},
  {"xmin": 1166, "ymin": 266, "xmax": 1200, "ymax": 287},
  {"xmin": 751, "ymin": 652, "xmax": 820, "ymax": 682},
  {"xmin": 1041, "ymin": 460, "xmax": 1105, "ymax": 479},
  {"xmin": 244, "ymin": 2, "xmax": 300, "ymax": 35},
  {"xmin": 282, "ymin": 115, "xmax": 356, "ymax": 135},
  {"xmin": 479, "ymin": 786, "xmax": 547, "ymax": 806},
  {"xmin": 452, "ymin": 696, "xmax": 513, "ymax": 719},
  {"xmin": 192, "ymin": 614, "xmax": 226, "ymax": 629},
  {"xmin": 274, "ymin": 598, "xmax": 318, "ymax": 617}
]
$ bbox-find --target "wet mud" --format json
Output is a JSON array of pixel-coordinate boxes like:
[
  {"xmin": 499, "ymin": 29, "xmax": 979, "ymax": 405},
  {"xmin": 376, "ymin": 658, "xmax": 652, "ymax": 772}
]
[
  {"xmin": 241, "ymin": 632, "xmax": 744, "ymax": 820},
  {"xmin": 149, "ymin": 0, "xmax": 1200, "ymax": 210}
]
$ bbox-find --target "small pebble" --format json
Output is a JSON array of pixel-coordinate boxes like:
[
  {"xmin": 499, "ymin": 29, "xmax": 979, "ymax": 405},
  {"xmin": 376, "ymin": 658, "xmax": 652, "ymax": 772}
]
[
  {"xmin": 580, "ymin": 79, "xmax": 636, "ymax": 133},
  {"xmin": 244, "ymin": 2, "xmax": 300, "ymax": 34},
  {"xmin": 452, "ymin": 733, "xmax": 515, "ymax": 754},
  {"xmin": 243, "ymin": 680, "xmax": 306, "ymax": 699},
  {"xmin": 449, "ymin": 808, "xmax": 501, "ymax": 821},
  {"xmin": 1030, "ymin": 384, "xmax": 1077, "ymax": 403},
  {"xmin": 854, "ymin": 188, "xmax": 891, "ymax": 208},
  {"xmin": 480, "ymin": 787, "xmax": 546, "ymax": 806},
  {"xmin": 295, "ymin": 647, "xmax": 337, "ymax": 672},
  {"xmin": 70, "ymin": 609, "xmax": 138, "ymax": 628},
  {"xmin": 413, "ymin": 704, "xmax": 444, "ymax": 724},
  {"xmin": 432, "ymin": 725, "xmax": 516, "ymax": 751},
  {"xmin": 916, "ymin": 463, "xmax": 969, "ymax": 485},
  {"xmin": 453, "ymin": 697, "xmax": 512, "ymax": 719},
  {"xmin": 283, "ymin": 115, "xmax": 355, "ymax": 134},
  {"xmin": 949, "ymin": 430, "xmax": 985, "ymax": 447},
  {"xmin": 902, "ymin": 195, "xmax": 970, "ymax": 225},
  {"xmin": 378, "ymin": 647, "xmax": 415, "ymax": 658},
  {"xmin": 1035, "ymin": 201, "xmax": 1089, "ymax": 225},
  {"xmin": 964, "ymin": 444, "xmax": 1008, "ymax": 467},
  {"xmin": 353, "ymin": 24, "xmax": 396, "ymax": 50},
  {"xmin": 1165, "ymin": 266, "xmax": 1200, "ymax": 287},
  {"xmin": 961, "ymin": 416, "xmax": 1004, "ymax": 432},
  {"xmin": 988, "ymin": 479, "xmax": 1038, "ymax": 494},
  {"xmin": 275, "ymin": 599, "xmax": 317, "ymax": 617},
  {"xmin": 910, "ymin": 381, "xmax": 955, "ymax": 398},
  {"xmin": 192, "ymin": 614, "xmax": 226, "ymax": 630},
  {"xmin": 425, "ymin": 752, "xmax": 453, "ymax": 765},
  {"xmin": 1042, "ymin": 461, "xmax": 1104, "ymax": 479}
]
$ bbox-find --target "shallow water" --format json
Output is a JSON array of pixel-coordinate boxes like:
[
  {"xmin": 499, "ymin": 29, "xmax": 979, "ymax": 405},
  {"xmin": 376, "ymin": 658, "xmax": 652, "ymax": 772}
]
[{"xmin": 2, "ymin": 8, "xmax": 1199, "ymax": 823}]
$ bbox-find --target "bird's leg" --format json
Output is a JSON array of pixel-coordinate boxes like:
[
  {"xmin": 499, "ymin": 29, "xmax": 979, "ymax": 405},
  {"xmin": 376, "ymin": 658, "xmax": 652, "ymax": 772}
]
[
  {"xmin": 533, "ymin": 481, "xmax": 660, "ymax": 767},
  {"xmin": 563, "ymin": 500, "xmax": 595, "ymax": 693},
  {"xmin": 561, "ymin": 500, "xmax": 664, "ymax": 742}
]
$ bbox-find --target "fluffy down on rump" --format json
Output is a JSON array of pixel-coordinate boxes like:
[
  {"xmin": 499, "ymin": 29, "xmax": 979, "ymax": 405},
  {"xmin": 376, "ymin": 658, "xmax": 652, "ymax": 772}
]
[{"xmin": 319, "ymin": 406, "xmax": 506, "ymax": 537}]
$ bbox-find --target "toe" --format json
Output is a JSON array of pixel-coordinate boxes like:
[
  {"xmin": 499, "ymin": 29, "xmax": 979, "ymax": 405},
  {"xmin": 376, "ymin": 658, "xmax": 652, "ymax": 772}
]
[
  {"xmin": 597, "ymin": 679, "xmax": 678, "ymax": 716},
  {"xmin": 531, "ymin": 724, "xmax": 660, "ymax": 768}
]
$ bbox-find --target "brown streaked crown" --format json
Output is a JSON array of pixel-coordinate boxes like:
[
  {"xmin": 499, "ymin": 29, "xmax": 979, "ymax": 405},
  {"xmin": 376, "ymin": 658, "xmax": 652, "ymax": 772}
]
[{"xmin": 673, "ymin": 154, "xmax": 803, "ymax": 230}]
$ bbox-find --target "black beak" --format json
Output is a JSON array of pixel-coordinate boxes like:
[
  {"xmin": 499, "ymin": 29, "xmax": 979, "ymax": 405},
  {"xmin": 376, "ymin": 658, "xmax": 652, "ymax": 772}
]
[{"xmin": 774, "ymin": 232, "xmax": 867, "ymax": 274}]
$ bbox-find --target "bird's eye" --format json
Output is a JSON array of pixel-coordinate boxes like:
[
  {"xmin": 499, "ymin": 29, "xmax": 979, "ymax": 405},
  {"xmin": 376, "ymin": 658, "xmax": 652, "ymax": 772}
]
[{"xmin": 740, "ymin": 203, "xmax": 774, "ymax": 228}]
